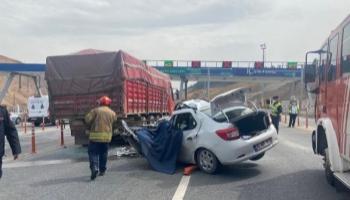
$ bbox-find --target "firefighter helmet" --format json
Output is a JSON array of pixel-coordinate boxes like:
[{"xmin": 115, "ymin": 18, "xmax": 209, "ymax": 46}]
[{"xmin": 98, "ymin": 96, "xmax": 112, "ymax": 106}]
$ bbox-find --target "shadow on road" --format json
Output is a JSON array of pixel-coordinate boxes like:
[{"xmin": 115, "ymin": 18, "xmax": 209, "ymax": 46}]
[
  {"xmin": 189, "ymin": 162, "xmax": 261, "ymax": 187},
  {"xmin": 32, "ymin": 176, "xmax": 90, "ymax": 187},
  {"xmin": 109, "ymin": 158, "xmax": 185, "ymax": 189}
]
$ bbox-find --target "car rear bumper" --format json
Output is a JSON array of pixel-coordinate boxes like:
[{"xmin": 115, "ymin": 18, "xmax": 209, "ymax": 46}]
[{"xmin": 216, "ymin": 125, "xmax": 278, "ymax": 165}]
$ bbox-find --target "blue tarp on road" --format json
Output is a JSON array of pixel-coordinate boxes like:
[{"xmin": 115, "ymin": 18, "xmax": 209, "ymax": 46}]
[{"xmin": 136, "ymin": 121, "xmax": 183, "ymax": 174}]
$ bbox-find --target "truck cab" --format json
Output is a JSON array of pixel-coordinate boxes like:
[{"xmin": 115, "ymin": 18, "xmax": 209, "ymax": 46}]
[{"xmin": 304, "ymin": 14, "xmax": 350, "ymax": 188}]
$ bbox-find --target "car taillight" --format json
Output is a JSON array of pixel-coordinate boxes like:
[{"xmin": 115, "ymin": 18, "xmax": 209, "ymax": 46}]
[{"xmin": 216, "ymin": 127, "xmax": 240, "ymax": 141}]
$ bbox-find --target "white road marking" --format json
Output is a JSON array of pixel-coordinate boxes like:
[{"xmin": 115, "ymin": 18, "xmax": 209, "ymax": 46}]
[
  {"xmin": 172, "ymin": 175, "xmax": 191, "ymax": 200},
  {"xmin": 3, "ymin": 159, "xmax": 75, "ymax": 169}
]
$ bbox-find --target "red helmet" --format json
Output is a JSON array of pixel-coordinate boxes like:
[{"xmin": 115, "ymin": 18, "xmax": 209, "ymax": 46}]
[{"xmin": 98, "ymin": 96, "xmax": 112, "ymax": 106}]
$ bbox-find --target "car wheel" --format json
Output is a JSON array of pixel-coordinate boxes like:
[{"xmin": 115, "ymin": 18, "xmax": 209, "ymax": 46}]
[
  {"xmin": 250, "ymin": 152, "xmax": 265, "ymax": 161},
  {"xmin": 15, "ymin": 118, "xmax": 21, "ymax": 125},
  {"xmin": 196, "ymin": 148, "xmax": 219, "ymax": 174},
  {"xmin": 324, "ymin": 148, "xmax": 335, "ymax": 186}
]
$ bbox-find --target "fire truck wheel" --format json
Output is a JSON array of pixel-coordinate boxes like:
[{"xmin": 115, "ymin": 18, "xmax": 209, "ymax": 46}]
[{"xmin": 324, "ymin": 148, "xmax": 335, "ymax": 186}]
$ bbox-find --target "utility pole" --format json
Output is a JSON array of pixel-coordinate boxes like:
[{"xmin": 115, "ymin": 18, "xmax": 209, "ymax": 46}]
[
  {"xmin": 260, "ymin": 43, "xmax": 266, "ymax": 67},
  {"xmin": 260, "ymin": 43, "xmax": 267, "ymax": 102},
  {"xmin": 207, "ymin": 66, "xmax": 211, "ymax": 100}
]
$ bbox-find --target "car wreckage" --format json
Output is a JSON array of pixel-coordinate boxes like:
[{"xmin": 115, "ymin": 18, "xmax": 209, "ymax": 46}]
[{"xmin": 122, "ymin": 88, "xmax": 278, "ymax": 174}]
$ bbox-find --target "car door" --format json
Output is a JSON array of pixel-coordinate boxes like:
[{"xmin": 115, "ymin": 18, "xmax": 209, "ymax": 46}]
[{"xmin": 171, "ymin": 109, "xmax": 200, "ymax": 163}]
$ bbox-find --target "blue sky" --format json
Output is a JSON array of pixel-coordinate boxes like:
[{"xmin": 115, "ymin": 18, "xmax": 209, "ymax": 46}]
[{"xmin": 0, "ymin": 0, "xmax": 349, "ymax": 63}]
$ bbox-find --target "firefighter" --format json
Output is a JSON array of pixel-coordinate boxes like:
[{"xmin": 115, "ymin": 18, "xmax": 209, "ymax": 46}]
[
  {"xmin": 270, "ymin": 96, "xmax": 283, "ymax": 133},
  {"xmin": 288, "ymin": 98, "xmax": 300, "ymax": 128},
  {"xmin": 0, "ymin": 105, "xmax": 21, "ymax": 179},
  {"xmin": 85, "ymin": 96, "xmax": 116, "ymax": 180}
]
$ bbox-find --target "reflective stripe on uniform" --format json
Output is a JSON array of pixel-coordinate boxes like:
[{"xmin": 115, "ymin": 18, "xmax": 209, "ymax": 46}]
[{"xmin": 89, "ymin": 132, "xmax": 112, "ymax": 143}]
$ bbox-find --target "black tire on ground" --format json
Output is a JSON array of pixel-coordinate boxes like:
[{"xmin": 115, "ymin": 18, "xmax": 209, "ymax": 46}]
[
  {"xmin": 324, "ymin": 148, "xmax": 335, "ymax": 186},
  {"xmin": 196, "ymin": 148, "xmax": 219, "ymax": 174},
  {"xmin": 250, "ymin": 152, "xmax": 265, "ymax": 161},
  {"xmin": 34, "ymin": 121, "xmax": 41, "ymax": 127}
]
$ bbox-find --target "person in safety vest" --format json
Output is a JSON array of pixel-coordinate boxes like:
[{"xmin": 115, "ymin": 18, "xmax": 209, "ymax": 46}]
[
  {"xmin": 85, "ymin": 96, "xmax": 116, "ymax": 181},
  {"xmin": 288, "ymin": 98, "xmax": 299, "ymax": 128},
  {"xmin": 270, "ymin": 96, "xmax": 283, "ymax": 133}
]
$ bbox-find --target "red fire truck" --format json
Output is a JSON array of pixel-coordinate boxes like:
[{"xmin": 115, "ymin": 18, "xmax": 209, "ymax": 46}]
[{"xmin": 304, "ymin": 14, "xmax": 350, "ymax": 188}]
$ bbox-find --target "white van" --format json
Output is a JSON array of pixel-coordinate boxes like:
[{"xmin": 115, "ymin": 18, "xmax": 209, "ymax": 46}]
[{"xmin": 27, "ymin": 95, "xmax": 53, "ymax": 126}]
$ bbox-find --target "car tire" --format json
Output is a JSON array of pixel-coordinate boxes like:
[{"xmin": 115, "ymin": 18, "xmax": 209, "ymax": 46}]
[
  {"xmin": 196, "ymin": 148, "xmax": 219, "ymax": 174},
  {"xmin": 324, "ymin": 148, "xmax": 335, "ymax": 186},
  {"xmin": 250, "ymin": 152, "xmax": 265, "ymax": 161}
]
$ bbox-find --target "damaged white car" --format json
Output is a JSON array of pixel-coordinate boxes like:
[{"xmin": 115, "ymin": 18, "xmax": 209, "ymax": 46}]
[{"xmin": 123, "ymin": 88, "xmax": 278, "ymax": 174}]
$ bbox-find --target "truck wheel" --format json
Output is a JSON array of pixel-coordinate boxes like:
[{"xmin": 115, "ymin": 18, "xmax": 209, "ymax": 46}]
[
  {"xmin": 196, "ymin": 148, "xmax": 219, "ymax": 174},
  {"xmin": 324, "ymin": 148, "xmax": 335, "ymax": 186},
  {"xmin": 34, "ymin": 121, "xmax": 41, "ymax": 127},
  {"xmin": 250, "ymin": 152, "xmax": 265, "ymax": 161}
]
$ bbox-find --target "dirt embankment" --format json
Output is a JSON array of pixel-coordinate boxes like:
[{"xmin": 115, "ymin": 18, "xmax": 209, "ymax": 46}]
[
  {"xmin": 187, "ymin": 80, "xmax": 307, "ymax": 103},
  {"xmin": 0, "ymin": 55, "xmax": 47, "ymax": 111}
]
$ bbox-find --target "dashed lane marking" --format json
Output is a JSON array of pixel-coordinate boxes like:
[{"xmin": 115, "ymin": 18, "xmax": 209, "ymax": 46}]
[{"xmin": 172, "ymin": 175, "xmax": 191, "ymax": 200}]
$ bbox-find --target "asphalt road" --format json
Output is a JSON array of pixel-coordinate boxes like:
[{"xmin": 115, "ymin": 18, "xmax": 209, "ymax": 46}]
[
  {"xmin": 3, "ymin": 125, "xmax": 73, "ymax": 161},
  {"xmin": 0, "ymin": 124, "xmax": 349, "ymax": 200}
]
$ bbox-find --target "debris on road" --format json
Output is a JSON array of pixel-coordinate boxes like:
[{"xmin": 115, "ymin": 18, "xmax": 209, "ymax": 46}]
[
  {"xmin": 184, "ymin": 165, "xmax": 197, "ymax": 176},
  {"xmin": 112, "ymin": 146, "xmax": 139, "ymax": 158}
]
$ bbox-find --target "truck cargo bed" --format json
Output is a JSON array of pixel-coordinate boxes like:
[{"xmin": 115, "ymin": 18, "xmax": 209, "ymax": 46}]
[{"xmin": 46, "ymin": 50, "xmax": 174, "ymax": 145}]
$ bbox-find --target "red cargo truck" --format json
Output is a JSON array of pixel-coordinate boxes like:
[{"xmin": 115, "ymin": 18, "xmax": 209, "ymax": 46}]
[{"xmin": 46, "ymin": 50, "xmax": 174, "ymax": 144}]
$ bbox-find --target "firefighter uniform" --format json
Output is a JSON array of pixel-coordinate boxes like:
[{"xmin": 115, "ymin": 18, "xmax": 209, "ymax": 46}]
[
  {"xmin": 270, "ymin": 99, "xmax": 283, "ymax": 133},
  {"xmin": 0, "ymin": 106, "xmax": 21, "ymax": 179},
  {"xmin": 85, "ymin": 99, "xmax": 116, "ymax": 180}
]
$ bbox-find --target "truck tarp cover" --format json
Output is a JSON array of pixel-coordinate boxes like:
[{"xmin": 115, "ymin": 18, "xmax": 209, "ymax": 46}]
[{"xmin": 46, "ymin": 50, "xmax": 171, "ymax": 96}]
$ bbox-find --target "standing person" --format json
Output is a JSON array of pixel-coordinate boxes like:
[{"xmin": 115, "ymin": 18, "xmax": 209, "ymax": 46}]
[
  {"xmin": 288, "ymin": 100, "xmax": 299, "ymax": 128},
  {"xmin": 270, "ymin": 96, "xmax": 283, "ymax": 133},
  {"xmin": 85, "ymin": 96, "xmax": 116, "ymax": 181},
  {"xmin": 0, "ymin": 105, "xmax": 21, "ymax": 179},
  {"xmin": 175, "ymin": 89, "xmax": 180, "ymax": 100}
]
